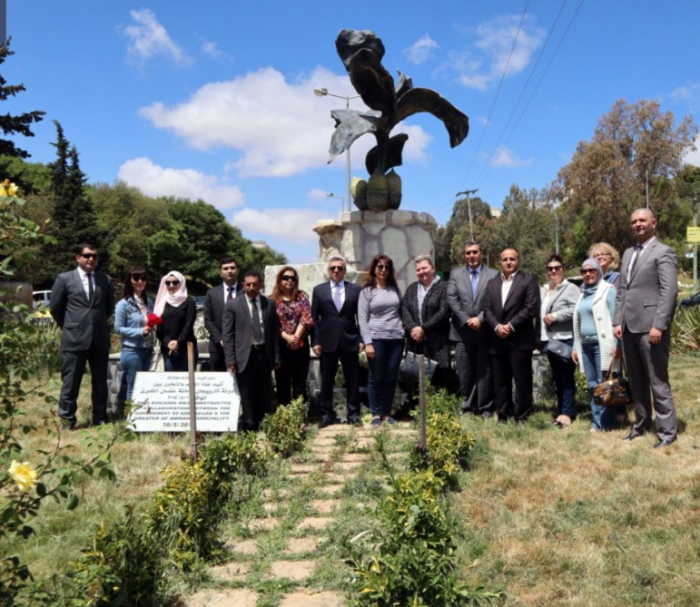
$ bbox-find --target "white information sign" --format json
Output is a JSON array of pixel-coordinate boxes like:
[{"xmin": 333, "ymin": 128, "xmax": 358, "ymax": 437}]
[{"xmin": 128, "ymin": 372, "xmax": 240, "ymax": 432}]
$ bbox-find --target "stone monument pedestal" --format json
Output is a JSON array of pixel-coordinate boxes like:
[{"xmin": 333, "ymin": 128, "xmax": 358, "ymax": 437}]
[{"xmin": 265, "ymin": 209, "xmax": 437, "ymax": 296}]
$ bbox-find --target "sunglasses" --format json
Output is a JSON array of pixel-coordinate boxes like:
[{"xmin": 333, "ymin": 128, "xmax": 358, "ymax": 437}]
[
  {"xmin": 546, "ymin": 265, "xmax": 562, "ymax": 272},
  {"xmin": 131, "ymin": 275, "xmax": 147, "ymax": 282},
  {"xmin": 376, "ymin": 264, "xmax": 391, "ymax": 270},
  {"xmin": 329, "ymin": 265, "xmax": 345, "ymax": 272},
  {"xmin": 281, "ymin": 275, "xmax": 297, "ymax": 282},
  {"xmin": 80, "ymin": 253, "xmax": 98, "ymax": 259},
  {"xmin": 581, "ymin": 269, "xmax": 597, "ymax": 275},
  {"xmin": 165, "ymin": 280, "xmax": 180, "ymax": 286}
]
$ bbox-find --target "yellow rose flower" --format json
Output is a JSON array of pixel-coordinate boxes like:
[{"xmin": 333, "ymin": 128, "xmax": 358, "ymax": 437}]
[{"xmin": 8, "ymin": 460, "xmax": 38, "ymax": 492}]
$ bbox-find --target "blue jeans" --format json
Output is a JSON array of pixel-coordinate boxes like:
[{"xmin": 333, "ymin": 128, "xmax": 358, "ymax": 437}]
[
  {"xmin": 545, "ymin": 340, "xmax": 577, "ymax": 419},
  {"xmin": 580, "ymin": 342, "xmax": 616, "ymax": 430},
  {"xmin": 120, "ymin": 347, "xmax": 153, "ymax": 401},
  {"xmin": 367, "ymin": 339, "xmax": 404, "ymax": 417}
]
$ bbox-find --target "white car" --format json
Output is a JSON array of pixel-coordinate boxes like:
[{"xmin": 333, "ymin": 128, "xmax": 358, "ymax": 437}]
[{"xmin": 32, "ymin": 290, "xmax": 52, "ymax": 310}]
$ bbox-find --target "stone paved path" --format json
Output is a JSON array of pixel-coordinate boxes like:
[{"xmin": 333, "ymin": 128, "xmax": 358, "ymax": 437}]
[{"xmin": 183, "ymin": 422, "xmax": 416, "ymax": 606}]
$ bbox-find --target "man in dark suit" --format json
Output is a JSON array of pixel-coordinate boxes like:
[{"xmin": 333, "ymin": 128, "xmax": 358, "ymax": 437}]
[
  {"xmin": 50, "ymin": 243, "xmax": 115, "ymax": 428},
  {"xmin": 203, "ymin": 257, "xmax": 241, "ymax": 371},
  {"xmin": 614, "ymin": 208, "xmax": 678, "ymax": 448},
  {"xmin": 223, "ymin": 271, "xmax": 280, "ymax": 431},
  {"xmin": 483, "ymin": 247, "xmax": 540, "ymax": 424},
  {"xmin": 311, "ymin": 257, "xmax": 364, "ymax": 427},
  {"xmin": 447, "ymin": 242, "xmax": 499, "ymax": 417}
]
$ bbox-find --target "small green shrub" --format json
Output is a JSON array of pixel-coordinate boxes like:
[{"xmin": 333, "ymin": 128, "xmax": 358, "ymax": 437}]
[
  {"xmin": 261, "ymin": 397, "xmax": 306, "ymax": 457},
  {"xmin": 199, "ymin": 432, "xmax": 270, "ymax": 481},
  {"xmin": 672, "ymin": 306, "xmax": 700, "ymax": 352}
]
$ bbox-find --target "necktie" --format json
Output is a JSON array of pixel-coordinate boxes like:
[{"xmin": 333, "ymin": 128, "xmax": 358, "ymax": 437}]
[
  {"xmin": 251, "ymin": 298, "xmax": 264, "ymax": 343},
  {"xmin": 227, "ymin": 285, "xmax": 234, "ymax": 301},
  {"xmin": 87, "ymin": 272, "xmax": 94, "ymax": 301},
  {"xmin": 333, "ymin": 282, "xmax": 343, "ymax": 311},
  {"xmin": 470, "ymin": 269, "xmax": 478, "ymax": 298},
  {"xmin": 626, "ymin": 244, "xmax": 643, "ymax": 282}
]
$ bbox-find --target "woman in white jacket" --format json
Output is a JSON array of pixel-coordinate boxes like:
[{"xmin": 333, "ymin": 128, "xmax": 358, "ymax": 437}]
[{"xmin": 572, "ymin": 258, "xmax": 620, "ymax": 431}]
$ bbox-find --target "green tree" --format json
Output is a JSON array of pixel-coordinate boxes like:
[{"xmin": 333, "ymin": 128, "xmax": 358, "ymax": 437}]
[
  {"xmin": 557, "ymin": 99, "xmax": 697, "ymax": 259},
  {"xmin": 0, "ymin": 41, "xmax": 45, "ymax": 159}
]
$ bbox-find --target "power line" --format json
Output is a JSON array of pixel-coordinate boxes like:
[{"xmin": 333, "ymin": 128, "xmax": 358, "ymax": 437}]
[{"xmin": 460, "ymin": 0, "xmax": 531, "ymax": 188}]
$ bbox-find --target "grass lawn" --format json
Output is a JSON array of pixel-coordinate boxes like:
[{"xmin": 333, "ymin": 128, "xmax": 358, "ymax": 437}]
[
  {"xmin": 5, "ymin": 353, "xmax": 700, "ymax": 605},
  {"xmin": 453, "ymin": 352, "xmax": 700, "ymax": 606}
]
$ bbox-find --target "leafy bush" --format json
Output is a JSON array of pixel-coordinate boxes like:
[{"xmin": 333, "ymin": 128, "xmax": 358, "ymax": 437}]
[
  {"xmin": 672, "ymin": 306, "xmax": 700, "ymax": 352},
  {"xmin": 261, "ymin": 397, "xmax": 306, "ymax": 457},
  {"xmin": 199, "ymin": 431, "xmax": 270, "ymax": 481}
]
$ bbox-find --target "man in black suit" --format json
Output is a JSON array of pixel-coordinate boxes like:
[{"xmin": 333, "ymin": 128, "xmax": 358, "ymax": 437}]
[
  {"xmin": 223, "ymin": 271, "xmax": 280, "ymax": 431},
  {"xmin": 447, "ymin": 242, "xmax": 499, "ymax": 417},
  {"xmin": 203, "ymin": 257, "xmax": 241, "ymax": 371},
  {"xmin": 483, "ymin": 247, "xmax": 540, "ymax": 424},
  {"xmin": 311, "ymin": 257, "xmax": 364, "ymax": 427},
  {"xmin": 50, "ymin": 243, "xmax": 115, "ymax": 428}
]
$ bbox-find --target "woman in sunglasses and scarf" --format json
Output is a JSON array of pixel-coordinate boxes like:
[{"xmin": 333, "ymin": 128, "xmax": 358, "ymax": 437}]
[{"xmin": 154, "ymin": 271, "xmax": 198, "ymax": 372}]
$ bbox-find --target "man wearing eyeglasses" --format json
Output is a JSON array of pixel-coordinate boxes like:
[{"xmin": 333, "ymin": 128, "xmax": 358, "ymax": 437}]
[
  {"xmin": 447, "ymin": 242, "xmax": 499, "ymax": 417},
  {"xmin": 483, "ymin": 247, "xmax": 540, "ymax": 425},
  {"xmin": 613, "ymin": 208, "xmax": 678, "ymax": 448},
  {"xmin": 50, "ymin": 243, "xmax": 115, "ymax": 429},
  {"xmin": 204, "ymin": 257, "xmax": 242, "ymax": 371},
  {"xmin": 311, "ymin": 257, "xmax": 364, "ymax": 427}
]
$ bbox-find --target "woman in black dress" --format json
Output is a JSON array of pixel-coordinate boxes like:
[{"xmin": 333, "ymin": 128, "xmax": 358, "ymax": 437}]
[{"xmin": 154, "ymin": 271, "xmax": 197, "ymax": 372}]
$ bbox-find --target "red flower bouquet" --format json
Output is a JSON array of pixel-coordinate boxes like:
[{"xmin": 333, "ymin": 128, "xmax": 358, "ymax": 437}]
[{"xmin": 146, "ymin": 313, "xmax": 162, "ymax": 328}]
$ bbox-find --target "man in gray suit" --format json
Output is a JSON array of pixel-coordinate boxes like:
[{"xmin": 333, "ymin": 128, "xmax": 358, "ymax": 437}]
[
  {"xmin": 50, "ymin": 243, "xmax": 115, "ymax": 429},
  {"xmin": 447, "ymin": 242, "xmax": 498, "ymax": 417},
  {"xmin": 223, "ymin": 271, "xmax": 280, "ymax": 431},
  {"xmin": 203, "ymin": 257, "xmax": 241, "ymax": 371},
  {"xmin": 613, "ymin": 209, "xmax": 678, "ymax": 448}
]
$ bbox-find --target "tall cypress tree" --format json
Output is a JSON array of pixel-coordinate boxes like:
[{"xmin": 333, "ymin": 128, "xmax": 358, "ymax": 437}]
[{"xmin": 0, "ymin": 40, "xmax": 44, "ymax": 158}]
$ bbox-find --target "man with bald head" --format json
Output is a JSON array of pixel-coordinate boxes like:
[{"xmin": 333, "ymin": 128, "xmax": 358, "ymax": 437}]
[{"xmin": 614, "ymin": 208, "xmax": 678, "ymax": 448}]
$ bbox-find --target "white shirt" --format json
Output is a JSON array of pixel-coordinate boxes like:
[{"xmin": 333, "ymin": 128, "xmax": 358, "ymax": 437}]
[
  {"xmin": 500, "ymin": 271, "xmax": 517, "ymax": 304},
  {"xmin": 223, "ymin": 283, "xmax": 237, "ymax": 304},
  {"xmin": 330, "ymin": 280, "xmax": 345, "ymax": 307},
  {"xmin": 77, "ymin": 267, "xmax": 94, "ymax": 299}
]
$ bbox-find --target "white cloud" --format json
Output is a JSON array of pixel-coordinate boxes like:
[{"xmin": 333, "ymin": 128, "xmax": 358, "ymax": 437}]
[
  {"xmin": 670, "ymin": 83, "xmax": 700, "ymax": 112},
  {"xmin": 403, "ymin": 34, "xmax": 438, "ymax": 65},
  {"xmin": 201, "ymin": 41, "xmax": 232, "ymax": 61},
  {"xmin": 123, "ymin": 9, "xmax": 190, "ymax": 65},
  {"xmin": 684, "ymin": 136, "xmax": 700, "ymax": 167},
  {"xmin": 449, "ymin": 15, "xmax": 544, "ymax": 90},
  {"xmin": 139, "ymin": 66, "xmax": 433, "ymax": 179},
  {"xmin": 231, "ymin": 207, "xmax": 328, "ymax": 243},
  {"xmin": 118, "ymin": 157, "xmax": 244, "ymax": 209},
  {"xmin": 492, "ymin": 146, "xmax": 532, "ymax": 168}
]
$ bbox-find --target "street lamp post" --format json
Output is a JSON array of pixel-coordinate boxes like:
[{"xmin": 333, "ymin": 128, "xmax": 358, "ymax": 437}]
[
  {"xmin": 326, "ymin": 192, "xmax": 345, "ymax": 220},
  {"xmin": 455, "ymin": 189, "xmax": 478, "ymax": 242},
  {"xmin": 314, "ymin": 87, "xmax": 360, "ymax": 213}
]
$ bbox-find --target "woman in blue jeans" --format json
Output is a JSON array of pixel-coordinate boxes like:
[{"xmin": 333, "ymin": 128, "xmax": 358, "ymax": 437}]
[
  {"xmin": 359, "ymin": 255, "xmax": 404, "ymax": 426},
  {"xmin": 572, "ymin": 258, "xmax": 621, "ymax": 431},
  {"xmin": 537, "ymin": 254, "xmax": 580, "ymax": 428},
  {"xmin": 114, "ymin": 266, "xmax": 154, "ymax": 403}
]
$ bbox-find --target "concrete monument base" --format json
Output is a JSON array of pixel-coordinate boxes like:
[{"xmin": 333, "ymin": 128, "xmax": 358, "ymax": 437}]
[{"xmin": 265, "ymin": 209, "xmax": 437, "ymax": 296}]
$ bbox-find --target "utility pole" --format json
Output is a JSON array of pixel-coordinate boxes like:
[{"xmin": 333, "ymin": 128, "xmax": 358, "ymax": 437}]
[
  {"xmin": 694, "ymin": 192, "xmax": 698, "ymax": 293},
  {"xmin": 455, "ymin": 188, "xmax": 478, "ymax": 242}
]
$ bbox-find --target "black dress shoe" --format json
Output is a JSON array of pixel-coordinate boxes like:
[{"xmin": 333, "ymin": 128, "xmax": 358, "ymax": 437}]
[
  {"xmin": 480, "ymin": 411, "xmax": 493, "ymax": 420},
  {"xmin": 347, "ymin": 418, "xmax": 363, "ymax": 427},
  {"xmin": 319, "ymin": 418, "xmax": 336, "ymax": 429},
  {"xmin": 654, "ymin": 437, "xmax": 677, "ymax": 449},
  {"xmin": 624, "ymin": 431, "xmax": 643, "ymax": 441}
]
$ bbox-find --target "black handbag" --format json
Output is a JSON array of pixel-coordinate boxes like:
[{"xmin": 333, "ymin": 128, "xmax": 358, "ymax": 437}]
[
  {"xmin": 593, "ymin": 359, "xmax": 633, "ymax": 407},
  {"xmin": 399, "ymin": 350, "xmax": 437, "ymax": 383},
  {"xmin": 542, "ymin": 339, "xmax": 573, "ymax": 362}
]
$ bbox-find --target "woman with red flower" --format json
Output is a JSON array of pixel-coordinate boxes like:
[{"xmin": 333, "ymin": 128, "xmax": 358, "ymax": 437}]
[
  {"xmin": 115, "ymin": 266, "xmax": 154, "ymax": 403},
  {"xmin": 270, "ymin": 266, "xmax": 313, "ymax": 405}
]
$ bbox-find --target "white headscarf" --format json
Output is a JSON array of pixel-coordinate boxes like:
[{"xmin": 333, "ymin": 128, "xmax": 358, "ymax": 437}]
[{"xmin": 154, "ymin": 271, "xmax": 188, "ymax": 316}]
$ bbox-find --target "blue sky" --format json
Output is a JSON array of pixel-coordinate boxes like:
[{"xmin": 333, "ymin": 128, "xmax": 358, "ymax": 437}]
[{"xmin": 5, "ymin": 1, "xmax": 699, "ymax": 262}]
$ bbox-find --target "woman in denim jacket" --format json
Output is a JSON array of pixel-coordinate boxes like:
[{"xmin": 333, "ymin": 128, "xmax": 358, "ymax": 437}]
[{"xmin": 115, "ymin": 266, "xmax": 154, "ymax": 401}]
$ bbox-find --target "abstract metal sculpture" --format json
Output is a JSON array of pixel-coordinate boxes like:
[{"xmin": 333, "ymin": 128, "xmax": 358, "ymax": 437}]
[{"xmin": 325, "ymin": 29, "xmax": 470, "ymax": 211}]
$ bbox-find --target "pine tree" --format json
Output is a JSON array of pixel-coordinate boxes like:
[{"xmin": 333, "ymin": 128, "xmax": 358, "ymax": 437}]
[{"xmin": 0, "ymin": 40, "xmax": 44, "ymax": 158}]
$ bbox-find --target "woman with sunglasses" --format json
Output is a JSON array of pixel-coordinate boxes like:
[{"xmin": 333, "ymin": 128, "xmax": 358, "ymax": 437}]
[
  {"xmin": 154, "ymin": 271, "xmax": 197, "ymax": 372},
  {"xmin": 270, "ymin": 266, "xmax": 313, "ymax": 405},
  {"xmin": 114, "ymin": 266, "xmax": 154, "ymax": 404},
  {"xmin": 538, "ymin": 254, "xmax": 580, "ymax": 428},
  {"xmin": 572, "ymin": 258, "xmax": 620, "ymax": 431},
  {"xmin": 359, "ymin": 255, "xmax": 404, "ymax": 426}
]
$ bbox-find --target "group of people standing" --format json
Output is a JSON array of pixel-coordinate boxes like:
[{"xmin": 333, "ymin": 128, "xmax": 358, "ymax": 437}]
[{"xmin": 50, "ymin": 208, "xmax": 679, "ymax": 447}]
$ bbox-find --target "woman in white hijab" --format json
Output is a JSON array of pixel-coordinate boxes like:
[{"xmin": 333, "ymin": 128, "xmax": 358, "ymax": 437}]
[{"xmin": 154, "ymin": 271, "xmax": 197, "ymax": 371}]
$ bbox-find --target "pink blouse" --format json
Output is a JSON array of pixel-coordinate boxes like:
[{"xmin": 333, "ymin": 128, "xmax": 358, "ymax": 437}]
[{"xmin": 275, "ymin": 291, "xmax": 313, "ymax": 336}]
